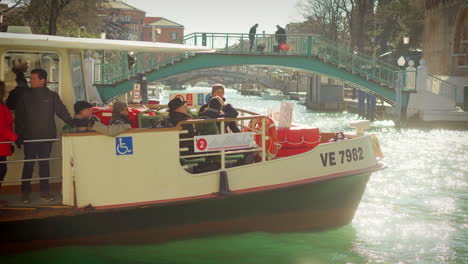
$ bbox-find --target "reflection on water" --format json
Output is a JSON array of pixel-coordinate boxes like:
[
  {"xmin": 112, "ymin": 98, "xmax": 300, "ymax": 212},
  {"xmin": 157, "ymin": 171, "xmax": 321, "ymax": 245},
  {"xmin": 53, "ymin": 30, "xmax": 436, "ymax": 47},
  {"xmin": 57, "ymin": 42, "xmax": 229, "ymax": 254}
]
[{"xmin": 1, "ymin": 87, "xmax": 467, "ymax": 264}]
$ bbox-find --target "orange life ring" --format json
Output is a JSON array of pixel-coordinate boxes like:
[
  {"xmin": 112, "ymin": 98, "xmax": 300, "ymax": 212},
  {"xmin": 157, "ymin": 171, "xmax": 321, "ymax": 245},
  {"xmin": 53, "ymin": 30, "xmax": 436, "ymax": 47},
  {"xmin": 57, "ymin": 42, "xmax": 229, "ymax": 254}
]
[{"xmin": 243, "ymin": 116, "xmax": 279, "ymax": 160}]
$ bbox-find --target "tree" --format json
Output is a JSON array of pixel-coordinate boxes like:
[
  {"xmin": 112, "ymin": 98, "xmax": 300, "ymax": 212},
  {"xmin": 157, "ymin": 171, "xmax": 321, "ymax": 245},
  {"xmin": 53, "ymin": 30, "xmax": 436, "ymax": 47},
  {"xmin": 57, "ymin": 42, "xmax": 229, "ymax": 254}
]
[
  {"xmin": 2, "ymin": 0, "xmax": 101, "ymax": 36},
  {"xmin": 299, "ymin": 0, "xmax": 347, "ymax": 42},
  {"xmin": 295, "ymin": 0, "xmax": 424, "ymax": 59},
  {"xmin": 48, "ymin": 0, "xmax": 71, "ymax": 35}
]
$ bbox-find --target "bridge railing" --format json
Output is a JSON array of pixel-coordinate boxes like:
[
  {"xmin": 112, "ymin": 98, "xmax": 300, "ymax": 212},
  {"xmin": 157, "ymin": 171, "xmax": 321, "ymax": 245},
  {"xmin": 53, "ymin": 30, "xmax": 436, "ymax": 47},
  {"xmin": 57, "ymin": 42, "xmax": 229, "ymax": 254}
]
[
  {"xmin": 178, "ymin": 33, "xmax": 401, "ymax": 89},
  {"xmin": 93, "ymin": 32, "xmax": 401, "ymax": 92},
  {"xmin": 94, "ymin": 51, "xmax": 189, "ymax": 85},
  {"xmin": 178, "ymin": 32, "xmax": 321, "ymax": 56}
]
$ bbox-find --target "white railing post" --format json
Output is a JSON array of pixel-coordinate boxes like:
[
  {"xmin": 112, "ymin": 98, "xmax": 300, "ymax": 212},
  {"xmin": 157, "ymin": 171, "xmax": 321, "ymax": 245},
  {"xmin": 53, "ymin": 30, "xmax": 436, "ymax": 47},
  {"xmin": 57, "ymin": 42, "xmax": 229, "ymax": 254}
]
[
  {"xmin": 261, "ymin": 118, "xmax": 266, "ymax": 162},
  {"xmin": 405, "ymin": 61, "xmax": 416, "ymax": 91},
  {"xmin": 220, "ymin": 120, "xmax": 225, "ymax": 169}
]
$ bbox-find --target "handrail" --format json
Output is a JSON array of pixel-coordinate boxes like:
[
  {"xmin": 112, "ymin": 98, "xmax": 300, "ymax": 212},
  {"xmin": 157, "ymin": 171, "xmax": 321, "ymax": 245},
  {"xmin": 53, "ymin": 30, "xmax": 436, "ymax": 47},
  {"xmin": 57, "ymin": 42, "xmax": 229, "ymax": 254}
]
[
  {"xmin": 425, "ymin": 73, "xmax": 457, "ymax": 102},
  {"xmin": 177, "ymin": 114, "xmax": 267, "ymax": 171},
  {"xmin": 0, "ymin": 138, "xmax": 61, "ymax": 144},
  {"xmin": 175, "ymin": 115, "xmax": 265, "ymax": 128},
  {"xmin": 427, "ymin": 74, "xmax": 457, "ymax": 87},
  {"xmin": 0, "ymin": 176, "xmax": 61, "ymax": 184},
  {"xmin": 0, "ymin": 138, "xmax": 62, "ymax": 183}
]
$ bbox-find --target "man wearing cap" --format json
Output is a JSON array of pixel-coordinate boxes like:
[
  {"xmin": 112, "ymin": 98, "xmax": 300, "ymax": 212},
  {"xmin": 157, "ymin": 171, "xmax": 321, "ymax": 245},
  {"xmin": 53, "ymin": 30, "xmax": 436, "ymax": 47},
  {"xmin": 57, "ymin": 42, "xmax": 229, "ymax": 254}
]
[
  {"xmin": 109, "ymin": 102, "xmax": 132, "ymax": 126},
  {"xmin": 63, "ymin": 101, "xmax": 98, "ymax": 132},
  {"xmin": 168, "ymin": 97, "xmax": 195, "ymax": 156}
]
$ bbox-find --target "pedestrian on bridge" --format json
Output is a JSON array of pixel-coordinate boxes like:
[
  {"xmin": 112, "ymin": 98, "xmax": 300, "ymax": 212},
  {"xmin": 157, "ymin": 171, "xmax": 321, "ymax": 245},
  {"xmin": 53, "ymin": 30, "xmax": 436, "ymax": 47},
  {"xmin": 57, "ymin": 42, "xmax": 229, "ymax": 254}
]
[
  {"xmin": 249, "ymin": 24, "xmax": 259, "ymax": 52},
  {"xmin": 275, "ymin": 25, "xmax": 287, "ymax": 50}
]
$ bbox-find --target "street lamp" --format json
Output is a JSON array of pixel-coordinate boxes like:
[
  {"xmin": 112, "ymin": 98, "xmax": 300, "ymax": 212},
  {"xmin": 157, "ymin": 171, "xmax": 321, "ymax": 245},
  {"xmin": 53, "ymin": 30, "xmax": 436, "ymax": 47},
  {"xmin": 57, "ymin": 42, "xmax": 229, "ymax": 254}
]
[
  {"xmin": 397, "ymin": 56, "xmax": 406, "ymax": 68},
  {"xmin": 403, "ymin": 33, "xmax": 410, "ymax": 62},
  {"xmin": 403, "ymin": 33, "xmax": 410, "ymax": 45}
]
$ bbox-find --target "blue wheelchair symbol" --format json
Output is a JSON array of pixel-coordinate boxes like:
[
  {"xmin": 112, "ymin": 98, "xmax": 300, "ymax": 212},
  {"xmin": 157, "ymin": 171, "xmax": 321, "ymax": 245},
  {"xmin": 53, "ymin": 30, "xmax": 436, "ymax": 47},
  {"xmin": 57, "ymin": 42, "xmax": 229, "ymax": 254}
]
[{"xmin": 116, "ymin": 136, "xmax": 133, "ymax": 155}]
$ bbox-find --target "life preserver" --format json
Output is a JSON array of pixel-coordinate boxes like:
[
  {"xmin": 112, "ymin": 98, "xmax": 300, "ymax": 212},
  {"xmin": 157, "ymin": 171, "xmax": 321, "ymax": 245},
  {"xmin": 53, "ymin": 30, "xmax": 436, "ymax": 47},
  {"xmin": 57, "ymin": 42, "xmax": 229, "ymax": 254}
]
[{"xmin": 243, "ymin": 116, "xmax": 279, "ymax": 160}]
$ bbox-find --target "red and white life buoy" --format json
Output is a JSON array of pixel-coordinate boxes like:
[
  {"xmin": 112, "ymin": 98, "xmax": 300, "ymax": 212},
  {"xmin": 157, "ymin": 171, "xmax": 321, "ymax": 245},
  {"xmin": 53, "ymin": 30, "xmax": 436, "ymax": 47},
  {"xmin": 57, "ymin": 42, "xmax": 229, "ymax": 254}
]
[{"xmin": 243, "ymin": 116, "xmax": 279, "ymax": 160}]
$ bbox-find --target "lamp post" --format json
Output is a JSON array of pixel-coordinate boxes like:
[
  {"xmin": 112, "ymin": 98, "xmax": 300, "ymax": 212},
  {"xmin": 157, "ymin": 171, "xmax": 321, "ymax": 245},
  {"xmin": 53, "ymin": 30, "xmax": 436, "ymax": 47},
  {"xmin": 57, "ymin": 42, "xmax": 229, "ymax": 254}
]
[
  {"xmin": 395, "ymin": 56, "xmax": 406, "ymax": 127},
  {"xmin": 403, "ymin": 33, "xmax": 410, "ymax": 62}
]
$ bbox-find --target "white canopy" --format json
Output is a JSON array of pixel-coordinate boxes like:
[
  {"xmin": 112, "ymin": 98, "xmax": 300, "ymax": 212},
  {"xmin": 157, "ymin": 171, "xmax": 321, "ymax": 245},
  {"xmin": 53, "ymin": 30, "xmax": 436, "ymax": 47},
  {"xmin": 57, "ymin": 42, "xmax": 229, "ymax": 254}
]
[{"xmin": 0, "ymin": 32, "xmax": 214, "ymax": 53}]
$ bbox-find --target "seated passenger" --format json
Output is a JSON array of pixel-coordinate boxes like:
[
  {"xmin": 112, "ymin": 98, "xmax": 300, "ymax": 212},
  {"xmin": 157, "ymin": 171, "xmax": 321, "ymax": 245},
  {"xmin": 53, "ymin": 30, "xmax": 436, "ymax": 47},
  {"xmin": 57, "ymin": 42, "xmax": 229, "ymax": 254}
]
[
  {"xmin": 63, "ymin": 101, "xmax": 131, "ymax": 137},
  {"xmin": 200, "ymin": 97, "xmax": 254, "ymax": 166},
  {"xmin": 63, "ymin": 101, "xmax": 98, "ymax": 132},
  {"xmin": 200, "ymin": 96, "xmax": 240, "ymax": 133},
  {"xmin": 199, "ymin": 84, "xmax": 240, "ymax": 133},
  {"xmin": 168, "ymin": 97, "xmax": 195, "ymax": 156},
  {"xmin": 330, "ymin": 132, "xmax": 347, "ymax": 142},
  {"xmin": 109, "ymin": 102, "xmax": 132, "ymax": 126}
]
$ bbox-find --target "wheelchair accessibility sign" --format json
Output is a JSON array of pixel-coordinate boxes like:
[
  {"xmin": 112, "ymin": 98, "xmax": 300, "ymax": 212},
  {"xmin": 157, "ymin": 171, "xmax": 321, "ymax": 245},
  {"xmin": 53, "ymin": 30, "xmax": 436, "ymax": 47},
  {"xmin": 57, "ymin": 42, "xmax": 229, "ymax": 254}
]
[{"xmin": 116, "ymin": 136, "xmax": 133, "ymax": 155}]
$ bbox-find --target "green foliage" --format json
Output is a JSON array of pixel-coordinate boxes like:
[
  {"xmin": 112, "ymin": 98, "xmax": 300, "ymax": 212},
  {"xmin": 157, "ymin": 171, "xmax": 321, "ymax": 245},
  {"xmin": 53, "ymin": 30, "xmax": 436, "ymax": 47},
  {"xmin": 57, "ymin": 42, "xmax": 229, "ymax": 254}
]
[
  {"xmin": 295, "ymin": 0, "xmax": 424, "ymax": 57},
  {"xmin": 2, "ymin": 0, "xmax": 102, "ymax": 36}
]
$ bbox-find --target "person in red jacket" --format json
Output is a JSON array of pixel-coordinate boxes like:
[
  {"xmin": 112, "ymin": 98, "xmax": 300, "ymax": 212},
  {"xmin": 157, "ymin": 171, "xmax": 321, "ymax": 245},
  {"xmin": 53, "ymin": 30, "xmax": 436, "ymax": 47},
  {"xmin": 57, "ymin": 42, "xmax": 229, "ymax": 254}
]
[{"xmin": 0, "ymin": 81, "xmax": 18, "ymax": 205}]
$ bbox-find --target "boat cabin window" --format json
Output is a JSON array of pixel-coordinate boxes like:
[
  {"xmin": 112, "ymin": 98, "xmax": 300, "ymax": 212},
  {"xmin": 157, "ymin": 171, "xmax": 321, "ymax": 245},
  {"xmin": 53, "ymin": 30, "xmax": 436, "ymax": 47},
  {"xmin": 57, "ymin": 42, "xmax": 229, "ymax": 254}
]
[
  {"xmin": 3, "ymin": 51, "xmax": 60, "ymax": 93},
  {"xmin": 69, "ymin": 53, "xmax": 87, "ymax": 102}
]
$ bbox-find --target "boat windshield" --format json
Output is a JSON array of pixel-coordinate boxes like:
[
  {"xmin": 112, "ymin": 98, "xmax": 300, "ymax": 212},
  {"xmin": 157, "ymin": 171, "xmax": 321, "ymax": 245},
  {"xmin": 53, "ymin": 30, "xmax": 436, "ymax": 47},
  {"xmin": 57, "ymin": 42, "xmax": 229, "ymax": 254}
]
[{"xmin": 3, "ymin": 51, "xmax": 60, "ymax": 93}]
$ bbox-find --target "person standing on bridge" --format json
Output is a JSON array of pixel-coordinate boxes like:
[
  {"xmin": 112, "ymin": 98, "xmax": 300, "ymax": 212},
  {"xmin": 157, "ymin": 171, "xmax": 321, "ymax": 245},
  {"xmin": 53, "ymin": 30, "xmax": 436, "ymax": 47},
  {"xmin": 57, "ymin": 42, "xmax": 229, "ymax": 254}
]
[
  {"xmin": 275, "ymin": 25, "xmax": 287, "ymax": 48},
  {"xmin": 249, "ymin": 24, "xmax": 259, "ymax": 52}
]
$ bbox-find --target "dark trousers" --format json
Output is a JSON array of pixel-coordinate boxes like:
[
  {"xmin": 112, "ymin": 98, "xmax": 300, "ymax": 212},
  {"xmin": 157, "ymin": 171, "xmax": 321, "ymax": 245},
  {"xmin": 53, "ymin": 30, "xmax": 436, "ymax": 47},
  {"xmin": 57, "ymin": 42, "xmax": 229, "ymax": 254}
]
[
  {"xmin": 0, "ymin": 156, "xmax": 6, "ymax": 184},
  {"xmin": 21, "ymin": 142, "xmax": 52, "ymax": 194},
  {"xmin": 249, "ymin": 38, "xmax": 255, "ymax": 51}
]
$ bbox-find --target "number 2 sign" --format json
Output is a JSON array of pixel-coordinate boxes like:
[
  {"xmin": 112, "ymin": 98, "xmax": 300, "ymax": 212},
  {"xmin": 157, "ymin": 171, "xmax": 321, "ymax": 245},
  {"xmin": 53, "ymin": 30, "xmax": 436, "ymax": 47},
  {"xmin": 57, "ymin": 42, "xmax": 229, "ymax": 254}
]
[{"xmin": 196, "ymin": 138, "xmax": 208, "ymax": 151}]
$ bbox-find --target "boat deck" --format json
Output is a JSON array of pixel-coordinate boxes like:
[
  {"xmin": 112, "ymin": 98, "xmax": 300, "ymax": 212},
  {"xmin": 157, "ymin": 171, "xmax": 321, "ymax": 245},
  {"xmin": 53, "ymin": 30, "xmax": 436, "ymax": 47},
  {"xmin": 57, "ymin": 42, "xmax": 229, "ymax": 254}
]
[{"xmin": 0, "ymin": 191, "xmax": 76, "ymax": 222}]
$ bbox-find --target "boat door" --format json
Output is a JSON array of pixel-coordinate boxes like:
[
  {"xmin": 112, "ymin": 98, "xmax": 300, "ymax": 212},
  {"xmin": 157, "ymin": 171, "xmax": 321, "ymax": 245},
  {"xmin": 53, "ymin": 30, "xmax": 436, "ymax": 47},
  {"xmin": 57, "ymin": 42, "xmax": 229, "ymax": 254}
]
[{"xmin": 0, "ymin": 48, "xmax": 76, "ymax": 190}]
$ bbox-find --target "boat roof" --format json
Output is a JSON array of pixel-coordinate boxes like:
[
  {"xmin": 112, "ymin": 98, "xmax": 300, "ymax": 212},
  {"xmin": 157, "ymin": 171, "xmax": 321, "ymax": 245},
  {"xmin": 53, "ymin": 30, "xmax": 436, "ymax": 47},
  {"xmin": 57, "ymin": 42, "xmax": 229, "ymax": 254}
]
[{"xmin": 0, "ymin": 33, "xmax": 213, "ymax": 53}]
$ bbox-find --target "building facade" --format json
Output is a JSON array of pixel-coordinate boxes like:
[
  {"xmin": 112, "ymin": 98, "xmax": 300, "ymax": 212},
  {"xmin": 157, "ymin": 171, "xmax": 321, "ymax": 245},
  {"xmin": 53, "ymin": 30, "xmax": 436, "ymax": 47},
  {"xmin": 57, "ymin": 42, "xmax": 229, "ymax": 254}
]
[
  {"xmin": 423, "ymin": 0, "xmax": 467, "ymax": 76},
  {"xmin": 423, "ymin": 0, "xmax": 467, "ymax": 105},
  {"xmin": 142, "ymin": 17, "xmax": 184, "ymax": 43},
  {"xmin": 97, "ymin": 0, "xmax": 146, "ymax": 40}
]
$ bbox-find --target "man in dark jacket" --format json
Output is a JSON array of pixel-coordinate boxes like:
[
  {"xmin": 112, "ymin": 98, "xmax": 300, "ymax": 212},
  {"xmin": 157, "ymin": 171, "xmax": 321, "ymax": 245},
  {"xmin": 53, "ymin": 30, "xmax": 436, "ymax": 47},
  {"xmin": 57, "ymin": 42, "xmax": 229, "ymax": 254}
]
[
  {"xmin": 15, "ymin": 69, "xmax": 73, "ymax": 203},
  {"xmin": 168, "ymin": 97, "xmax": 195, "ymax": 156},
  {"xmin": 249, "ymin": 24, "xmax": 259, "ymax": 52},
  {"xmin": 6, "ymin": 59, "xmax": 29, "ymax": 110},
  {"xmin": 275, "ymin": 25, "xmax": 287, "ymax": 46}
]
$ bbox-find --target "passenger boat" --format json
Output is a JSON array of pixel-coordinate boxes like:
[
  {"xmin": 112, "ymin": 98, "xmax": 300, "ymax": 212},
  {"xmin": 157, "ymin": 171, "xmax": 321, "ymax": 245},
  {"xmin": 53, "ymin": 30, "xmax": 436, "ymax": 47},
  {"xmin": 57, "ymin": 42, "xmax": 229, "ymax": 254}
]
[
  {"xmin": 0, "ymin": 32, "xmax": 385, "ymax": 255},
  {"xmin": 261, "ymin": 89, "xmax": 289, "ymax": 100}
]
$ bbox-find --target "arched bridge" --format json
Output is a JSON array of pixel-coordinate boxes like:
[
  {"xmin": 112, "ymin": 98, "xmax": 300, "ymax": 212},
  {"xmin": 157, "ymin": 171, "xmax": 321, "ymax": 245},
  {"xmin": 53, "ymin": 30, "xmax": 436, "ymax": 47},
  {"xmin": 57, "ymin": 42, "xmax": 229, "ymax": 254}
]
[
  {"xmin": 164, "ymin": 69, "xmax": 276, "ymax": 89},
  {"xmin": 94, "ymin": 32, "xmax": 411, "ymax": 107}
]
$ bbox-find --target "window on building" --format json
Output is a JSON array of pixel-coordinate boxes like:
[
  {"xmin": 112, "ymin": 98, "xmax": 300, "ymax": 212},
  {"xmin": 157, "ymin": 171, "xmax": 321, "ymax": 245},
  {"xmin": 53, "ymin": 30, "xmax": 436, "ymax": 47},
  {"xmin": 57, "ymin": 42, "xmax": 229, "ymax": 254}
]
[
  {"xmin": 3, "ymin": 51, "xmax": 60, "ymax": 93},
  {"xmin": 172, "ymin": 32, "xmax": 178, "ymax": 40}
]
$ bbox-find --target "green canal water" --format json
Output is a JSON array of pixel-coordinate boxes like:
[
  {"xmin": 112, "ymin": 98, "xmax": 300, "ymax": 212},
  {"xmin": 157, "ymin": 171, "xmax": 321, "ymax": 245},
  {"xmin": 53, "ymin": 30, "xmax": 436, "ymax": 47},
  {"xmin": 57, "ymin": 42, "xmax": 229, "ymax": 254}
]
[{"xmin": 2, "ymin": 87, "xmax": 467, "ymax": 264}]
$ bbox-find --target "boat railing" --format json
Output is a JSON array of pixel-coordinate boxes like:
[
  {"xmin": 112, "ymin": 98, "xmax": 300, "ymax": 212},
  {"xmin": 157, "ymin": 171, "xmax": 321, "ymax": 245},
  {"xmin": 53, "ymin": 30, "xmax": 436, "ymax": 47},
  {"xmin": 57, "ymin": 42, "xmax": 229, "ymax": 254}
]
[
  {"xmin": 177, "ymin": 113, "xmax": 267, "ymax": 171},
  {"xmin": 0, "ymin": 138, "xmax": 61, "ymax": 184}
]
